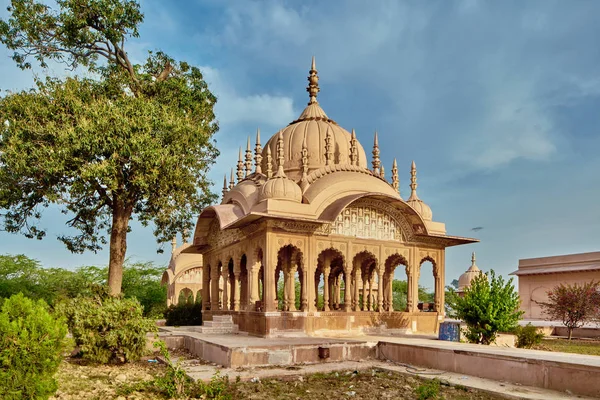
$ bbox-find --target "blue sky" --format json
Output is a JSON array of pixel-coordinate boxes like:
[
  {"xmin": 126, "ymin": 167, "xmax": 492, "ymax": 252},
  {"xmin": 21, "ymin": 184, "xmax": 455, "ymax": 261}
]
[{"xmin": 1, "ymin": 0, "xmax": 599, "ymax": 291}]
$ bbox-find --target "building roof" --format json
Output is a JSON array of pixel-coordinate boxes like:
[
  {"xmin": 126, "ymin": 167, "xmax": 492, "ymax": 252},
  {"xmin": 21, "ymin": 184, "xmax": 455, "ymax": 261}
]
[{"xmin": 510, "ymin": 251, "xmax": 600, "ymax": 276}]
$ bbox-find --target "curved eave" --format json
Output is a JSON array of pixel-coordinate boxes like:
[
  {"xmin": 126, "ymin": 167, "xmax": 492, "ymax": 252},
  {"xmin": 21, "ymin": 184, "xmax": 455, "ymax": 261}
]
[
  {"xmin": 192, "ymin": 204, "xmax": 246, "ymax": 250},
  {"xmin": 416, "ymin": 233, "xmax": 479, "ymax": 247}
]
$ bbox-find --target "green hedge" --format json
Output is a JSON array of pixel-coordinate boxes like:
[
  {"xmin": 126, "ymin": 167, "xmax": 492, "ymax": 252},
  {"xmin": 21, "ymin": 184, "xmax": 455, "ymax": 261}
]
[
  {"xmin": 164, "ymin": 302, "xmax": 203, "ymax": 326},
  {"xmin": 0, "ymin": 293, "xmax": 70, "ymax": 400}
]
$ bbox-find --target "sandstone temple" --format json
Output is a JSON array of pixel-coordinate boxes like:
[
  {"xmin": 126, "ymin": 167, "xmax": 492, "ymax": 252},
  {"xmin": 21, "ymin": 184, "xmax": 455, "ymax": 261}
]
[{"xmin": 164, "ymin": 58, "xmax": 478, "ymax": 337}]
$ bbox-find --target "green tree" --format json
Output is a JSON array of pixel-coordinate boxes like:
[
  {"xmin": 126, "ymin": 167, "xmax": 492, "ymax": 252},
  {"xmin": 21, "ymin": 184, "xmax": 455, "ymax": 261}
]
[
  {"xmin": 454, "ymin": 270, "xmax": 523, "ymax": 345},
  {"xmin": 538, "ymin": 281, "xmax": 600, "ymax": 340},
  {"xmin": 391, "ymin": 279, "xmax": 434, "ymax": 311},
  {"xmin": 0, "ymin": 0, "xmax": 219, "ymax": 295}
]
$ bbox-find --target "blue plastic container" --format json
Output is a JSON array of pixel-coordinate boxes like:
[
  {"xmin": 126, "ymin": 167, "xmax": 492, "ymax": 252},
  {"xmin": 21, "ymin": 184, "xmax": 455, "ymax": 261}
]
[{"xmin": 438, "ymin": 321, "xmax": 461, "ymax": 342}]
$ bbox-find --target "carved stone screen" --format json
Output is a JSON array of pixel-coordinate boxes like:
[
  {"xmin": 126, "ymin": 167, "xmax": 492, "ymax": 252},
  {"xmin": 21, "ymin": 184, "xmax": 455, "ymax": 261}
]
[{"xmin": 331, "ymin": 205, "xmax": 402, "ymax": 240}]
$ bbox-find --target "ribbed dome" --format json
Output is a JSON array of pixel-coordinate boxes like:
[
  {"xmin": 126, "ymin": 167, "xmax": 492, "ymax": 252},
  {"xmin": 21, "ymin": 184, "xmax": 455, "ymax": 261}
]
[
  {"xmin": 458, "ymin": 252, "xmax": 483, "ymax": 292},
  {"xmin": 260, "ymin": 176, "xmax": 302, "ymax": 202},
  {"xmin": 407, "ymin": 198, "xmax": 433, "ymax": 221},
  {"xmin": 261, "ymin": 104, "xmax": 368, "ymax": 183}
]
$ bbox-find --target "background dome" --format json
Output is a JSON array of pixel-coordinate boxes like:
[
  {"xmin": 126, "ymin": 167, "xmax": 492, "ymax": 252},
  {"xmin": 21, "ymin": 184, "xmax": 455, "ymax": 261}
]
[
  {"xmin": 261, "ymin": 103, "xmax": 368, "ymax": 182},
  {"xmin": 458, "ymin": 252, "xmax": 483, "ymax": 292}
]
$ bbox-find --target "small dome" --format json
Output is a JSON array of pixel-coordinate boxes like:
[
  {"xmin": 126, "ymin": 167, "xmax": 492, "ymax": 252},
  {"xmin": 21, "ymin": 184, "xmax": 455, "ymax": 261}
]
[
  {"xmin": 406, "ymin": 161, "xmax": 432, "ymax": 221},
  {"xmin": 407, "ymin": 198, "xmax": 433, "ymax": 221},
  {"xmin": 458, "ymin": 252, "xmax": 483, "ymax": 292},
  {"xmin": 260, "ymin": 176, "xmax": 302, "ymax": 202}
]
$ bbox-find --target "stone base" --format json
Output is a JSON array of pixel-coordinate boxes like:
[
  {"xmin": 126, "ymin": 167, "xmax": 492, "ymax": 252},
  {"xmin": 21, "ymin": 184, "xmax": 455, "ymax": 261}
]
[{"xmin": 203, "ymin": 310, "xmax": 440, "ymax": 337}]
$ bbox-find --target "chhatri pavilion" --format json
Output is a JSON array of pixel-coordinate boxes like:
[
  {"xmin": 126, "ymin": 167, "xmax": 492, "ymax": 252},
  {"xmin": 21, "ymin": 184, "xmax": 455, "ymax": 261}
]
[{"xmin": 181, "ymin": 58, "xmax": 478, "ymax": 337}]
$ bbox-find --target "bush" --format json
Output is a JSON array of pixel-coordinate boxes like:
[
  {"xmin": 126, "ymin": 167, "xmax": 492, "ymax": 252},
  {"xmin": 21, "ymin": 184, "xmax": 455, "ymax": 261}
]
[
  {"xmin": 454, "ymin": 269, "xmax": 523, "ymax": 345},
  {"xmin": 0, "ymin": 293, "xmax": 70, "ymax": 400},
  {"xmin": 56, "ymin": 286, "xmax": 157, "ymax": 364},
  {"xmin": 164, "ymin": 302, "xmax": 203, "ymax": 326},
  {"xmin": 416, "ymin": 378, "xmax": 441, "ymax": 400},
  {"xmin": 514, "ymin": 323, "xmax": 544, "ymax": 349}
]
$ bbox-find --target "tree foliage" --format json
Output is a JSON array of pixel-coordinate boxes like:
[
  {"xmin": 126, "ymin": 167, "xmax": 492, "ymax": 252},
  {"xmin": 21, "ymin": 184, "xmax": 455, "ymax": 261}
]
[
  {"xmin": 538, "ymin": 281, "xmax": 600, "ymax": 340},
  {"xmin": 0, "ymin": 254, "xmax": 167, "ymax": 316},
  {"xmin": 0, "ymin": 293, "xmax": 70, "ymax": 400},
  {"xmin": 0, "ymin": 0, "xmax": 219, "ymax": 294},
  {"xmin": 391, "ymin": 279, "xmax": 433, "ymax": 311},
  {"xmin": 454, "ymin": 270, "xmax": 523, "ymax": 345}
]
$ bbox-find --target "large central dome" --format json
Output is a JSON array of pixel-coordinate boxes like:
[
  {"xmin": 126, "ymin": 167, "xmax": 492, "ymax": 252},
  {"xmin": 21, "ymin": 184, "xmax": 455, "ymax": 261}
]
[{"xmin": 261, "ymin": 58, "xmax": 368, "ymax": 182}]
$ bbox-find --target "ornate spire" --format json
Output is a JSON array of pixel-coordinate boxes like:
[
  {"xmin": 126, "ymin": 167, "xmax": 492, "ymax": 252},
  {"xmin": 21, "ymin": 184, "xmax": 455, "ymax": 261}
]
[
  {"xmin": 372, "ymin": 131, "xmax": 380, "ymax": 175},
  {"xmin": 236, "ymin": 147, "xmax": 244, "ymax": 182},
  {"xmin": 325, "ymin": 127, "xmax": 333, "ymax": 166},
  {"xmin": 244, "ymin": 136, "xmax": 252, "ymax": 178},
  {"xmin": 222, "ymin": 174, "xmax": 228, "ymax": 199},
  {"xmin": 266, "ymin": 146, "xmax": 273, "ymax": 179},
  {"xmin": 276, "ymin": 131, "xmax": 286, "ymax": 177},
  {"xmin": 307, "ymin": 56, "xmax": 320, "ymax": 105},
  {"xmin": 408, "ymin": 160, "xmax": 420, "ymax": 201},
  {"xmin": 380, "ymin": 165, "xmax": 385, "ymax": 180},
  {"xmin": 171, "ymin": 236, "xmax": 177, "ymax": 253},
  {"xmin": 254, "ymin": 128, "xmax": 262, "ymax": 174},
  {"xmin": 349, "ymin": 129, "xmax": 358, "ymax": 166},
  {"xmin": 391, "ymin": 158, "xmax": 400, "ymax": 195},
  {"xmin": 301, "ymin": 134, "xmax": 308, "ymax": 181},
  {"xmin": 229, "ymin": 168, "xmax": 235, "ymax": 190}
]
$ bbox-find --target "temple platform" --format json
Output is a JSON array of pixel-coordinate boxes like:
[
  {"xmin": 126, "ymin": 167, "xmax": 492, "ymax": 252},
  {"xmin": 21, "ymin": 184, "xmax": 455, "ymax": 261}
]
[{"xmin": 156, "ymin": 329, "xmax": 600, "ymax": 398}]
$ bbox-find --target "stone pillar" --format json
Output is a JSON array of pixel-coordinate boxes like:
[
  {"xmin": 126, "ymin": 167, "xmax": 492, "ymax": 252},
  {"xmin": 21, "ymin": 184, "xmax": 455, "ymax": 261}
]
[
  {"xmin": 314, "ymin": 271, "xmax": 320, "ymax": 310},
  {"xmin": 343, "ymin": 269, "xmax": 352, "ymax": 312},
  {"xmin": 202, "ymin": 263, "xmax": 211, "ymax": 311},
  {"xmin": 221, "ymin": 265, "xmax": 229, "ymax": 311},
  {"xmin": 301, "ymin": 264, "xmax": 308, "ymax": 311},
  {"xmin": 288, "ymin": 269, "xmax": 297, "ymax": 312},
  {"xmin": 233, "ymin": 266, "xmax": 241, "ymax": 311},
  {"xmin": 323, "ymin": 265, "xmax": 331, "ymax": 311},
  {"xmin": 388, "ymin": 272, "xmax": 394, "ymax": 312},
  {"xmin": 264, "ymin": 248, "xmax": 277, "ymax": 312},
  {"xmin": 353, "ymin": 272, "xmax": 360, "ymax": 311},
  {"xmin": 211, "ymin": 265, "xmax": 220, "ymax": 310},
  {"xmin": 377, "ymin": 269, "xmax": 384, "ymax": 312},
  {"xmin": 249, "ymin": 258, "xmax": 259, "ymax": 311},
  {"xmin": 411, "ymin": 267, "xmax": 420, "ymax": 313},
  {"xmin": 360, "ymin": 272, "xmax": 367, "ymax": 311}
]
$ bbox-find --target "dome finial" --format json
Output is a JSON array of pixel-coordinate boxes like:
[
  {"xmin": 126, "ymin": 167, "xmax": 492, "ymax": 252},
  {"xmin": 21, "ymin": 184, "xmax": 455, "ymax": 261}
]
[
  {"xmin": 372, "ymin": 131, "xmax": 381, "ymax": 175},
  {"xmin": 222, "ymin": 174, "xmax": 228, "ymax": 199},
  {"xmin": 471, "ymin": 252, "xmax": 477, "ymax": 267},
  {"xmin": 254, "ymin": 128, "xmax": 263, "ymax": 174},
  {"xmin": 409, "ymin": 160, "xmax": 419, "ymax": 200},
  {"xmin": 237, "ymin": 147, "xmax": 244, "ymax": 182},
  {"xmin": 229, "ymin": 168, "xmax": 235, "ymax": 190},
  {"xmin": 276, "ymin": 131, "xmax": 286, "ymax": 177},
  {"xmin": 307, "ymin": 56, "xmax": 320, "ymax": 105},
  {"xmin": 245, "ymin": 136, "xmax": 253, "ymax": 178},
  {"xmin": 392, "ymin": 158, "xmax": 400, "ymax": 196},
  {"xmin": 324, "ymin": 127, "xmax": 333, "ymax": 166},
  {"xmin": 266, "ymin": 146, "xmax": 273, "ymax": 179},
  {"xmin": 350, "ymin": 129, "xmax": 358, "ymax": 166},
  {"xmin": 301, "ymin": 135, "xmax": 308, "ymax": 181}
]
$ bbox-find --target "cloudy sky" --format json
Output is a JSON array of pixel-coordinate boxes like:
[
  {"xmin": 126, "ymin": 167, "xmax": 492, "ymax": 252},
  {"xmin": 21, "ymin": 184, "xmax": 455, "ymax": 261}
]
[{"xmin": 1, "ymin": 0, "xmax": 599, "ymax": 290}]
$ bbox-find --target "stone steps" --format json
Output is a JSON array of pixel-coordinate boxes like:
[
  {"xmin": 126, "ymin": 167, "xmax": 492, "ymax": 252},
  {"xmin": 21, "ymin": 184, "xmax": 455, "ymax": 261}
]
[{"xmin": 195, "ymin": 315, "xmax": 238, "ymax": 334}]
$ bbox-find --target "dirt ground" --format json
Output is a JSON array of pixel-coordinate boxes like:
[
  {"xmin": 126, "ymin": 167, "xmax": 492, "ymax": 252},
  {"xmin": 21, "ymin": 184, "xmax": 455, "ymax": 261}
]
[{"xmin": 51, "ymin": 355, "xmax": 505, "ymax": 400}]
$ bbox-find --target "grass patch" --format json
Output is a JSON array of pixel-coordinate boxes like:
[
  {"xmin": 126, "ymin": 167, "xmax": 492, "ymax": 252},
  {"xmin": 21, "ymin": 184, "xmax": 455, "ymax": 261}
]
[{"xmin": 533, "ymin": 338, "xmax": 600, "ymax": 356}]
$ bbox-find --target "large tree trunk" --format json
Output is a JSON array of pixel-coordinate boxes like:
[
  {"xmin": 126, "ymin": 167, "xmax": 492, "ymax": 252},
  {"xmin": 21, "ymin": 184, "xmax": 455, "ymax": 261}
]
[{"xmin": 107, "ymin": 198, "xmax": 132, "ymax": 295}]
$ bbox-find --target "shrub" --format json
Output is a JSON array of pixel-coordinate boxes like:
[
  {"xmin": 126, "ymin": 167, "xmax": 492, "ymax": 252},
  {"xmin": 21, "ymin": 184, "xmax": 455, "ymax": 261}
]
[
  {"xmin": 0, "ymin": 293, "xmax": 69, "ymax": 400},
  {"xmin": 514, "ymin": 323, "xmax": 544, "ymax": 349},
  {"xmin": 538, "ymin": 281, "xmax": 600, "ymax": 340},
  {"xmin": 164, "ymin": 302, "xmax": 203, "ymax": 326},
  {"xmin": 454, "ymin": 269, "xmax": 523, "ymax": 345},
  {"xmin": 416, "ymin": 378, "xmax": 441, "ymax": 400},
  {"xmin": 56, "ymin": 286, "xmax": 157, "ymax": 364}
]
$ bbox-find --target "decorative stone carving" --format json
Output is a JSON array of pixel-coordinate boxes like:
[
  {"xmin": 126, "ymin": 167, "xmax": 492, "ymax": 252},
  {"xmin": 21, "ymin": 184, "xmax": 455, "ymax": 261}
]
[
  {"xmin": 207, "ymin": 220, "xmax": 245, "ymax": 249},
  {"xmin": 331, "ymin": 199, "xmax": 412, "ymax": 241}
]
